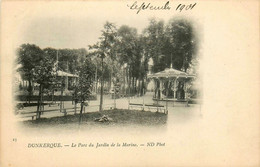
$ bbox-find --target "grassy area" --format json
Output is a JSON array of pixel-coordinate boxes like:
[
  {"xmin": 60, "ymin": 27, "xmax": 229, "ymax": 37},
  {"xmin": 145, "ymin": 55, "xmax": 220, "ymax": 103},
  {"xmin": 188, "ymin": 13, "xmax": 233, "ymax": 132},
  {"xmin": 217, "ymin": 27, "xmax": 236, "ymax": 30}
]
[{"xmin": 22, "ymin": 109, "xmax": 167, "ymax": 127}]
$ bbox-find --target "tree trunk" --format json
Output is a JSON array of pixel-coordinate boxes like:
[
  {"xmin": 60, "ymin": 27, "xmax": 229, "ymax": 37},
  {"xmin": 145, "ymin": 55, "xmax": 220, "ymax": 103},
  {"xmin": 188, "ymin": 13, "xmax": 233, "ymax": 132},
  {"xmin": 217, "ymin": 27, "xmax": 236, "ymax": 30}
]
[
  {"xmin": 127, "ymin": 73, "xmax": 129, "ymax": 96},
  {"xmin": 51, "ymin": 88, "xmax": 54, "ymax": 104},
  {"xmin": 40, "ymin": 85, "xmax": 44, "ymax": 111},
  {"xmin": 27, "ymin": 80, "xmax": 33, "ymax": 104},
  {"xmin": 139, "ymin": 79, "xmax": 143, "ymax": 96},
  {"xmin": 108, "ymin": 74, "xmax": 112, "ymax": 93},
  {"xmin": 36, "ymin": 84, "xmax": 42, "ymax": 119},
  {"xmin": 140, "ymin": 79, "xmax": 143, "ymax": 96},
  {"xmin": 60, "ymin": 85, "xmax": 64, "ymax": 112},
  {"xmin": 99, "ymin": 57, "xmax": 104, "ymax": 112},
  {"xmin": 142, "ymin": 78, "xmax": 145, "ymax": 95},
  {"xmin": 131, "ymin": 77, "xmax": 134, "ymax": 94},
  {"xmin": 133, "ymin": 77, "xmax": 137, "ymax": 94},
  {"xmin": 74, "ymin": 101, "xmax": 77, "ymax": 115},
  {"xmin": 79, "ymin": 101, "xmax": 84, "ymax": 124}
]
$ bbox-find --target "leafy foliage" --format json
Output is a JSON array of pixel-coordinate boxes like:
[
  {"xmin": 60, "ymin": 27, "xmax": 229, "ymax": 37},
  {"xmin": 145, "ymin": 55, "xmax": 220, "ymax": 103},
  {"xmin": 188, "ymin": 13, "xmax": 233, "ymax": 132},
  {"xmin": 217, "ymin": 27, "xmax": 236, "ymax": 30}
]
[
  {"xmin": 142, "ymin": 18, "xmax": 166, "ymax": 73},
  {"xmin": 17, "ymin": 44, "xmax": 45, "ymax": 81},
  {"xmin": 17, "ymin": 17, "xmax": 199, "ymax": 100},
  {"xmin": 74, "ymin": 58, "xmax": 95, "ymax": 102},
  {"xmin": 116, "ymin": 25, "xmax": 143, "ymax": 79},
  {"xmin": 43, "ymin": 47, "xmax": 87, "ymax": 74},
  {"xmin": 31, "ymin": 59, "xmax": 56, "ymax": 89},
  {"xmin": 142, "ymin": 17, "xmax": 197, "ymax": 73},
  {"xmin": 166, "ymin": 18, "xmax": 197, "ymax": 72},
  {"xmin": 87, "ymin": 18, "xmax": 198, "ymax": 95}
]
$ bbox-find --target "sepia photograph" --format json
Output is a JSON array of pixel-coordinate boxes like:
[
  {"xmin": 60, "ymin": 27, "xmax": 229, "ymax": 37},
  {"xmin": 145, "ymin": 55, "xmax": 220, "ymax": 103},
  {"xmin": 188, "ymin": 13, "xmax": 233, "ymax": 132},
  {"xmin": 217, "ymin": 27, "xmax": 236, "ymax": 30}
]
[
  {"xmin": 1, "ymin": 0, "xmax": 259, "ymax": 166},
  {"xmin": 14, "ymin": 15, "xmax": 202, "ymax": 134}
]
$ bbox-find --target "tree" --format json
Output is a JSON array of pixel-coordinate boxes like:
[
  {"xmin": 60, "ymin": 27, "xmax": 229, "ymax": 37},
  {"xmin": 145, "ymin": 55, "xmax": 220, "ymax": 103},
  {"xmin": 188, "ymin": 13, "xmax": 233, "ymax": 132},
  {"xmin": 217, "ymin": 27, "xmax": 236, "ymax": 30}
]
[
  {"xmin": 73, "ymin": 57, "xmax": 95, "ymax": 123},
  {"xmin": 31, "ymin": 58, "xmax": 56, "ymax": 119},
  {"xmin": 17, "ymin": 44, "xmax": 45, "ymax": 103},
  {"xmin": 142, "ymin": 18, "xmax": 166, "ymax": 73},
  {"xmin": 89, "ymin": 21, "xmax": 118, "ymax": 111},
  {"xmin": 43, "ymin": 47, "xmax": 87, "ymax": 74},
  {"xmin": 116, "ymin": 25, "xmax": 144, "ymax": 95},
  {"xmin": 142, "ymin": 17, "xmax": 197, "ymax": 73},
  {"xmin": 166, "ymin": 18, "xmax": 197, "ymax": 72}
]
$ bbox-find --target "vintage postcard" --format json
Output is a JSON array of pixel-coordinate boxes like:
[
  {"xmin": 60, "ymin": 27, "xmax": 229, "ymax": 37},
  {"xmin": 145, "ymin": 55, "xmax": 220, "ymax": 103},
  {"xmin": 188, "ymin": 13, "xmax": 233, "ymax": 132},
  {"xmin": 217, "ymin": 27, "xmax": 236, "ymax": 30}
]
[{"xmin": 0, "ymin": 0, "xmax": 259, "ymax": 166}]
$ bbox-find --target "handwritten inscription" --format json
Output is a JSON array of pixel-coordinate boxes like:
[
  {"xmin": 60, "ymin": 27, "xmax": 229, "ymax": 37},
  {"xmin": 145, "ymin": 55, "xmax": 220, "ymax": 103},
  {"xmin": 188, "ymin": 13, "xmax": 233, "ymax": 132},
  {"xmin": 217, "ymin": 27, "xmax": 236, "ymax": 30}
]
[
  {"xmin": 127, "ymin": 1, "xmax": 196, "ymax": 14},
  {"xmin": 127, "ymin": 1, "xmax": 171, "ymax": 14},
  {"xmin": 176, "ymin": 3, "xmax": 197, "ymax": 12}
]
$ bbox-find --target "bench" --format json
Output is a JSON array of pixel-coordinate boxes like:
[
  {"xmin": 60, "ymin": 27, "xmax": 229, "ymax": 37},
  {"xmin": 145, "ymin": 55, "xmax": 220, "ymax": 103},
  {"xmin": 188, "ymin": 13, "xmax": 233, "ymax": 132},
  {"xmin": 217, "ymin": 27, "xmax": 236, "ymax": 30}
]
[
  {"xmin": 18, "ymin": 107, "xmax": 81, "ymax": 120},
  {"xmin": 19, "ymin": 114, "xmax": 37, "ymax": 120},
  {"xmin": 129, "ymin": 103, "xmax": 144, "ymax": 110},
  {"xmin": 103, "ymin": 103, "xmax": 114, "ymax": 110},
  {"xmin": 48, "ymin": 102, "xmax": 59, "ymax": 107},
  {"xmin": 145, "ymin": 104, "xmax": 166, "ymax": 114},
  {"xmin": 129, "ymin": 103, "xmax": 167, "ymax": 114}
]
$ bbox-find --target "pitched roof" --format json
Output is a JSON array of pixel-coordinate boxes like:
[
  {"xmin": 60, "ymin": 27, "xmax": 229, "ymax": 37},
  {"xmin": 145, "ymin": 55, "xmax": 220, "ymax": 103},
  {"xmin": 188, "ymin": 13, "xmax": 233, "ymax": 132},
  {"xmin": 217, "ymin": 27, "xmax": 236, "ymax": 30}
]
[{"xmin": 148, "ymin": 67, "xmax": 195, "ymax": 79}]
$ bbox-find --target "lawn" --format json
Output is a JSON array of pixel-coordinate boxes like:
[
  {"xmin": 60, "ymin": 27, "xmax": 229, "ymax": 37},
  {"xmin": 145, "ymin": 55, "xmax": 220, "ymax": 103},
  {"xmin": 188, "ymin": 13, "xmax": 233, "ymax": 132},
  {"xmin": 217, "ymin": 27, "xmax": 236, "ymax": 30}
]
[{"xmin": 22, "ymin": 109, "xmax": 167, "ymax": 127}]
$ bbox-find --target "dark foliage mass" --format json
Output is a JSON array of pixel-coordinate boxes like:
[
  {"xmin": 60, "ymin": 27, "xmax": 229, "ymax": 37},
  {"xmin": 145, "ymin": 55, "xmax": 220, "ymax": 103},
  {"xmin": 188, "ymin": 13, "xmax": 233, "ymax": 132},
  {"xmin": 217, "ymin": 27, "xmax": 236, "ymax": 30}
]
[
  {"xmin": 88, "ymin": 17, "xmax": 198, "ymax": 95},
  {"xmin": 17, "ymin": 44, "xmax": 87, "ymax": 80},
  {"xmin": 17, "ymin": 17, "xmax": 198, "ymax": 99},
  {"xmin": 143, "ymin": 18, "xmax": 198, "ymax": 73}
]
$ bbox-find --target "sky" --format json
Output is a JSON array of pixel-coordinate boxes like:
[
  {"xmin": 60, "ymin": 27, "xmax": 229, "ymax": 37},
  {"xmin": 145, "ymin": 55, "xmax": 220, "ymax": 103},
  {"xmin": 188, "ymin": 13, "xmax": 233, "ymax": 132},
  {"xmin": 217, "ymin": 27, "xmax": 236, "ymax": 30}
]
[
  {"xmin": 21, "ymin": 16, "xmax": 151, "ymax": 49},
  {"xmin": 13, "ymin": 1, "xmax": 198, "ymax": 50}
]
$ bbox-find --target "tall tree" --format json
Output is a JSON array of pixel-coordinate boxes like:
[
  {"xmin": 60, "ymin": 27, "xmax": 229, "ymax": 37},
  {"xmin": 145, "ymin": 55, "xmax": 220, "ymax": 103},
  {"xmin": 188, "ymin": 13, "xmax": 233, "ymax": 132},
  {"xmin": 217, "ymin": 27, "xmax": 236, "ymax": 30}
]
[
  {"xmin": 74, "ymin": 57, "xmax": 95, "ymax": 123},
  {"xmin": 166, "ymin": 18, "xmax": 197, "ymax": 72},
  {"xmin": 142, "ymin": 18, "xmax": 166, "ymax": 73},
  {"xmin": 142, "ymin": 17, "xmax": 197, "ymax": 73},
  {"xmin": 116, "ymin": 25, "xmax": 144, "ymax": 94},
  {"xmin": 17, "ymin": 44, "xmax": 45, "ymax": 103},
  {"xmin": 89, "ymin": 22, "xmax": 117, "ymax": 111},
  {"xmin": 31, "ymin": 57, "xmax": 56, "ymax": 119},
  {"xmin": 43, "ymin": 47, "xmax": 87, "ymax": 74}
]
